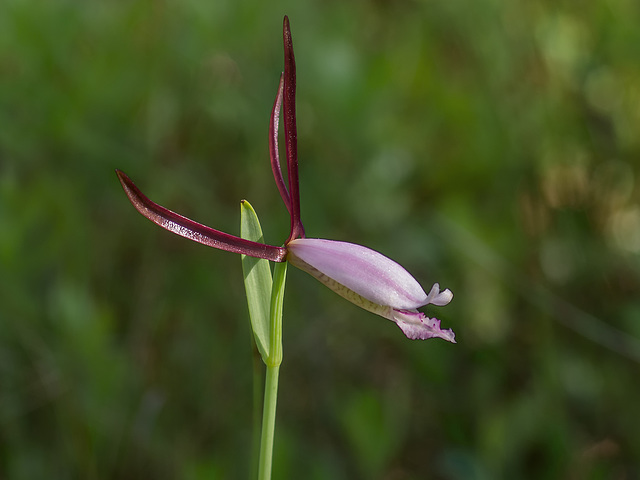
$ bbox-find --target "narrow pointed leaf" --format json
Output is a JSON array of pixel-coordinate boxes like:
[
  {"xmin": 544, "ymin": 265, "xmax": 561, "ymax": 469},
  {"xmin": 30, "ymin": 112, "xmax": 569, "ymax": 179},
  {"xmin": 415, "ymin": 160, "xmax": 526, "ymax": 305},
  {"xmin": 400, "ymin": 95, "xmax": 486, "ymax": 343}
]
[
  {"xmin": 267, "ymin": 260, "xmax": 287, "ymax": 367},
  {"xmin": 240, "ymin": 200, "xmax": 273, "ymax": 361}
]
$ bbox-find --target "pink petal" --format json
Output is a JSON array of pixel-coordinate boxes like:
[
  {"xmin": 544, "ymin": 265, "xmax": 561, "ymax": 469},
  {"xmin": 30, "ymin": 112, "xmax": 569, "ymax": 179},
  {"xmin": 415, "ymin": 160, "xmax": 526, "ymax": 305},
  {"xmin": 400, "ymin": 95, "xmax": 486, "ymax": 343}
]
[{"xmin": 287, "ymin": 238, "xmax": 430, "ymax": 310}]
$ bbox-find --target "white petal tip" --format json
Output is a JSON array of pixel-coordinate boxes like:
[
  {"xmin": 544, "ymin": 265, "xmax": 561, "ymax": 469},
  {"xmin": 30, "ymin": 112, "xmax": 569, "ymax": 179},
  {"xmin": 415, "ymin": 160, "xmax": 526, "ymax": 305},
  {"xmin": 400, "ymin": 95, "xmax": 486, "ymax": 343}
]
[{"xmin": 426, "ymin": 283, "xmax": 453, "ymax": 306}]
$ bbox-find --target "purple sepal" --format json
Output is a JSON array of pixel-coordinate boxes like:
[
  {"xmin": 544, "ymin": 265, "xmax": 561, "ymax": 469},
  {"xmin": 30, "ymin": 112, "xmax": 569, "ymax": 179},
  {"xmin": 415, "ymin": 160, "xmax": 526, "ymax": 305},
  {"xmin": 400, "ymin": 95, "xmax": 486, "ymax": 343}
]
[
  {"xmin": 269, "ymin": 74, "xmax": 291, "ymax": 215},
  {"xmin": 116, "ymin": 170, "xmax": 287, "ymax": 262},
  {"xmin": 283, "ymin": 16, "xmax": 305, "ymax": 242}
]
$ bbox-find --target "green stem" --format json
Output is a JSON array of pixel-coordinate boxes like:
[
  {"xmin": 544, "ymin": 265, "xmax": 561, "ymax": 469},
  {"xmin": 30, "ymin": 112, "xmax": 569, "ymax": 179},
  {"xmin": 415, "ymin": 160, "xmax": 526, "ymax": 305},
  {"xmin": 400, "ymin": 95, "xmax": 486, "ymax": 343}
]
[
  {"xmin": 257, "ymin": 261, "xmax": 287, "ymax": 480},
  {"xmin": 258, "ymin": 364, "xmax": 280, "ymax": 480},
  {"xmin": 251, "ymin": 346, "xmax": 264, "ymax": 480}
]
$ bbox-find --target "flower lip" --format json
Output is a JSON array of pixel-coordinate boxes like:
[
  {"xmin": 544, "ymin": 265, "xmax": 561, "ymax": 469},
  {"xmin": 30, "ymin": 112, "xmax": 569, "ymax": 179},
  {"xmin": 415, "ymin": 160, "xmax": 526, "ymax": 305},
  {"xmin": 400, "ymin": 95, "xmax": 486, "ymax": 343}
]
[
  {"xmin": 287, "ymin": 238, "xmax": 449, "ymax": 310},
  {"xmin": 391, "ymin": 309, "xmax": 456, "ymax": 343}
]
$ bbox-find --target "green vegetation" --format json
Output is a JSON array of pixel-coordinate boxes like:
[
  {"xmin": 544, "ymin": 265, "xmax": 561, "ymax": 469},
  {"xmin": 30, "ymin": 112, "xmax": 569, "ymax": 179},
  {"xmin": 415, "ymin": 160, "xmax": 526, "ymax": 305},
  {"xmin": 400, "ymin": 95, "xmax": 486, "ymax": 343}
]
[{"xmin": 1, "ymin": 0, "xmax": 639, "ymax": 478}]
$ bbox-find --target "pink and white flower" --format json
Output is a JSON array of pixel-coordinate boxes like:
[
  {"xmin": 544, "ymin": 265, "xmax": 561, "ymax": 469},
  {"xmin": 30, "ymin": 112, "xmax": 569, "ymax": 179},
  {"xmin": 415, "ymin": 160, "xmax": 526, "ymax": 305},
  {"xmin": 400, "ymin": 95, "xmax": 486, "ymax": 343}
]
[{"xmin": 116, "ymin": 17, "xmax": 455, "ymax": 342}]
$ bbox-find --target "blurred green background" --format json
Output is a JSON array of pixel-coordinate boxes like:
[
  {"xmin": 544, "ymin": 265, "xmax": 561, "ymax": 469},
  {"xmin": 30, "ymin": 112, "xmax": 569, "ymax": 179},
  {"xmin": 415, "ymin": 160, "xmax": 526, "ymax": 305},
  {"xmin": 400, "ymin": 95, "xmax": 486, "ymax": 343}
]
[{"xmin": 1, "ymin": 0, "xmax": 639, "ymax": 478}]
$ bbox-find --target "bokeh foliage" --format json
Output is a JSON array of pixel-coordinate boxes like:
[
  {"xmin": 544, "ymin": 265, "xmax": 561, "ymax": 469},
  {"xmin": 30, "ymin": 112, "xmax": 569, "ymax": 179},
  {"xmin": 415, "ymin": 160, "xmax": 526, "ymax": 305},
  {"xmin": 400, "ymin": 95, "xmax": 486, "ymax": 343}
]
[{"xmin": 1, "ymin": 0, "xmax": 639, "ymax": 478}]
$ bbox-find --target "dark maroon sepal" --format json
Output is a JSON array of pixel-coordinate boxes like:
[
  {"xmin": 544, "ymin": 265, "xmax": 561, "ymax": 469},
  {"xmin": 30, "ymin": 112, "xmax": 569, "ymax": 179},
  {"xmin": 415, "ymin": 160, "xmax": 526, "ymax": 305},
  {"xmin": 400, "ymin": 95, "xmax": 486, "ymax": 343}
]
[
  {"xmin": 269, "ymin": 73, "xmax": 291, "ymax": 215},
  {"xmin": 116, "ymin": 170, "xmax": 287, "ymax": 262},
  {"xmin": 283, "ymin": 16, "xmax": 305, "ymax": 243}
]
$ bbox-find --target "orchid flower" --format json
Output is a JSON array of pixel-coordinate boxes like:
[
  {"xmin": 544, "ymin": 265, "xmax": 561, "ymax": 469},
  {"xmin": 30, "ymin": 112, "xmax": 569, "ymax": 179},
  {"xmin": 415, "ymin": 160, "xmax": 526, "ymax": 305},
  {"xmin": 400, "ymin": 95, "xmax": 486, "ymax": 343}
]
[{"xmin": 116, "ymin": 16, "xmax": 455, "ymax": 343}]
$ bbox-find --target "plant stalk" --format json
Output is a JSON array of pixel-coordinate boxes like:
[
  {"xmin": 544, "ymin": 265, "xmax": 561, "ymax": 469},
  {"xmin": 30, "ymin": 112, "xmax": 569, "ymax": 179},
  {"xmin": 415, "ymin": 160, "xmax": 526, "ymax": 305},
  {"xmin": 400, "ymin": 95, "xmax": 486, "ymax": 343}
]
[
  {"xmin": 257, "ymin": 364, "xmax": 280, "ymax": 480},
  {"xmin": 257, "ymin": 261, "xmax": 287, "ymax": 480}
]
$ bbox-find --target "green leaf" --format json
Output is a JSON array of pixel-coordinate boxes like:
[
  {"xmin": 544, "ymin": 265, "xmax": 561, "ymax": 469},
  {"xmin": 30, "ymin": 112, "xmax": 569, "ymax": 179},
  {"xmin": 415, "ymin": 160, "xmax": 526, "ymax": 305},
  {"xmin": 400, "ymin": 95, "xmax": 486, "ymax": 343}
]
[
  {"xmin": 240, "ymin": 200, "xmax": 272, "ymax": 361},
  {"xmin": 267, "ymin": 260, "xmax": 287, "ymax": 367}
]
